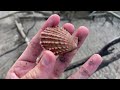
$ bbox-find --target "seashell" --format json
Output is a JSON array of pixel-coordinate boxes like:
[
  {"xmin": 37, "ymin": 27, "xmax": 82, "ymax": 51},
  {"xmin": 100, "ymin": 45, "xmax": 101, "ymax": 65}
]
[{"xmin": 40, "ymin": 26, "xmax": 78, "ymax": 55}]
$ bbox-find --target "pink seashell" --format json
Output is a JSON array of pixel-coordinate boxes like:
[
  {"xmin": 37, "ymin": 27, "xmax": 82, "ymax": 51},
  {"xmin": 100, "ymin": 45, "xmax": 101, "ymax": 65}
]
[{"xmin": 40, "ymin": 26, "xmax": 78, "ymax": 55}]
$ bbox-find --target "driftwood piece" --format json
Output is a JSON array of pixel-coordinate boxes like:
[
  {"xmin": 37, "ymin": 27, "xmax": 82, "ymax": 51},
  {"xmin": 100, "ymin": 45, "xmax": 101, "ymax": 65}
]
[{"xmin": 15, "ymin": 20, "xmax": 30, "ymax": 45}]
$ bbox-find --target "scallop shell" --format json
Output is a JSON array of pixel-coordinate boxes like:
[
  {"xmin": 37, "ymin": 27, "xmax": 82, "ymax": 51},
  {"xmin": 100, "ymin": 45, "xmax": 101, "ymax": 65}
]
[{"xmin": 40, "ymin": 26, "xmax": 78, "ymax": 55}]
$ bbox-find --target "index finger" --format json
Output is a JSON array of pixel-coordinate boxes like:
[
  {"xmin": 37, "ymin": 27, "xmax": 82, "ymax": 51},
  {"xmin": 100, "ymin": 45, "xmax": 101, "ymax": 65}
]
[{"xmin": 18, "ymin": 14, "xmax": 60, "ymax": 63}]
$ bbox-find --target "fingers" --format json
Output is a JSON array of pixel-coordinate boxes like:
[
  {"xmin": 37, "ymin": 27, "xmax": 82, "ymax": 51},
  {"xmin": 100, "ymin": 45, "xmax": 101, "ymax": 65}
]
[
  {"xmin": 6, "ymin": 73, "xmax": 19, "ymax": 79},
  {"xmin": 18, "ymin": 14, "xmax": 60, "ymax": 63},
  {"xmin": 74, "ymin": 26, "xmax": 89, "ymax": 48},
  {"xmin": 68, "ymin": 54, "xmax": 103, "ymax": 79},
  {"xmin": 41, "ymin": 14, "xmax": 60, "ymax": 30},
  {"xmin": 63, "ymin": 23, "xmax": 75, "ymax": 34},
  {"xmin": 21, "ymin": 50, "xmax": 56, "ymax": 79},
  {"xmin": 53, "ymin": 25, "xmax": 89, "ymax": 78},
  {"xmin": 7, "ymin": 14, "xmax": 60, "ymax": 79}
]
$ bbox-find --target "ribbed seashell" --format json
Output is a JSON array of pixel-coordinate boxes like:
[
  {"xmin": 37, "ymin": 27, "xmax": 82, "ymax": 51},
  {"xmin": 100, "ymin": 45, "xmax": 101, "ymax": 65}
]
[{"xmin": 40, "ymin": 26, "xmax": 78, "ymax": 55}]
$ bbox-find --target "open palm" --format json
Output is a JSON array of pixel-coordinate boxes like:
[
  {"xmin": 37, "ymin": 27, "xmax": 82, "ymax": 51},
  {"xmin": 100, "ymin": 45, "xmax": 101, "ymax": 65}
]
[{"xmin": 6, "ymin": 14, "xmax": 102, "ymax": 79}]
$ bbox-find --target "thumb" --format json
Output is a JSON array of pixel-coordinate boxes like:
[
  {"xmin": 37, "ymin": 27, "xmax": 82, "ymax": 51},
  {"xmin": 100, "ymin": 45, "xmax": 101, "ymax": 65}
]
[{"xmin": 21, "ymin": 50, "xmax": 56, "ymax": 79}]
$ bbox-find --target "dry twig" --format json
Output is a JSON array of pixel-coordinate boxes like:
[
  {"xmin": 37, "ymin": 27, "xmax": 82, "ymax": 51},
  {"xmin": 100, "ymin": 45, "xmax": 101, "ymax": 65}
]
[{"xmin": 15, "ymin": 20, "xmax": 30, "ymax": 45}]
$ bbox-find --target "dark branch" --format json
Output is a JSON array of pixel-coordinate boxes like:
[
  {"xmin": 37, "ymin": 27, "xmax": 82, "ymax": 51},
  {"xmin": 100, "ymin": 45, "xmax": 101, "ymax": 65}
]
[
  {"xmin": 98, "ymin": 36, "xmax": 120, "ymax": 56},
  {"xmin": 106, "ymin": 11, "xmax": 120, "ymax": 20},
  {"xmin": 64, "ymin": 57, "xmax": 90, "ymax": 72},
  {"xmin": 65, "ymin": 36, "xmax": 120, "ymax": 72},
  {"xmin": 26, "ymin": 15, "xmax": 37, "ymax": 36},
  {"xmin": 97, "ymin": 51, "xmax": 120, "ymax": 71},
  {"xmin": 0, "ymin": 42, "xmax": 25, "ymax": 57}
]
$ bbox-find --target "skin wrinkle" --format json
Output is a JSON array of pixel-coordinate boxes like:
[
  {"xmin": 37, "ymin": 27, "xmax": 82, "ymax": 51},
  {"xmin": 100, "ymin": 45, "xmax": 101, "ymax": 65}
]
[
  {"xmin": 29, "ymin": 41, "xmax": 42, "ymax": 58},
  {"xmin": 31, "ymin": 67, "xmax": 39, "ymax": 79},
  {"xmin": 7, "ymin": 72, "xmax": 19, "ymax": 79},
  {"xmin": 79, "ymin": 66, "xmax": 91, "ymax": 77},
  {"xmin": 29, "ymin": 64, "xmax": 51, "ymax": 79},
  {"xmin": 20, "ymin": 59, "xmax": 36, "ymax": 64},
  {"xmin": 36, "ymin": 54, "xmax": 43, "ymax": 64},
  {"xmin": 18, "ymin": 60, "xmax": 35, "ymax": 69},
  {"xmin": 13, "ymin": 61, "xmax": 36, "ymax": 78},
  {"xmin": 88, "ymin": 60, "xmax": 95, "ymax": 66},
  {"xmin": 18, "ymin": 48, "xmax": 40, "ymax": 63},
  {"xmin": 14, "ymin": 67, "xmax": 21, "ymax": 78},
  {"xmin": 33, "ymin": 66, "xmax": 44, "ymax": 79},
  {"xmin": 22, "ymin": 68, "xmax": 36, "ymax": 79}
]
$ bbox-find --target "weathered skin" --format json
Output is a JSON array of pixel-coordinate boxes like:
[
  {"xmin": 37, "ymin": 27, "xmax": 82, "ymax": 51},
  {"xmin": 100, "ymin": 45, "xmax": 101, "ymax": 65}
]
[{"xmin": 6, "ymin": 14, "xmax": 102, "ymax": 79}]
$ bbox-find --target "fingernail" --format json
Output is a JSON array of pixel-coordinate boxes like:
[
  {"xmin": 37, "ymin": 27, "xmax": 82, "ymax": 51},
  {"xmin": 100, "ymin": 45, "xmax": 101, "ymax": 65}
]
[{"xmin": 41, "ymin": 54, "xmax": 50, "ymax": 66}]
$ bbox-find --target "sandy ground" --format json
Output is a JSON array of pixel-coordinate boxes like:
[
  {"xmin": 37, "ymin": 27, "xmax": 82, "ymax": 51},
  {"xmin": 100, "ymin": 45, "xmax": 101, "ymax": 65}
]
[{"xmin": 0, "ymin": 11, "xmax": 120, "ymax": 79}]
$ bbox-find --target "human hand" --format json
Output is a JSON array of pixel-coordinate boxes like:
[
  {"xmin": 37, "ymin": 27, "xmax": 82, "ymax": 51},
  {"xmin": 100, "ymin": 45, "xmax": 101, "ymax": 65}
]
[{"xmin": 6, "ymin": 14, "xmax": 102, "ymax": 79}]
